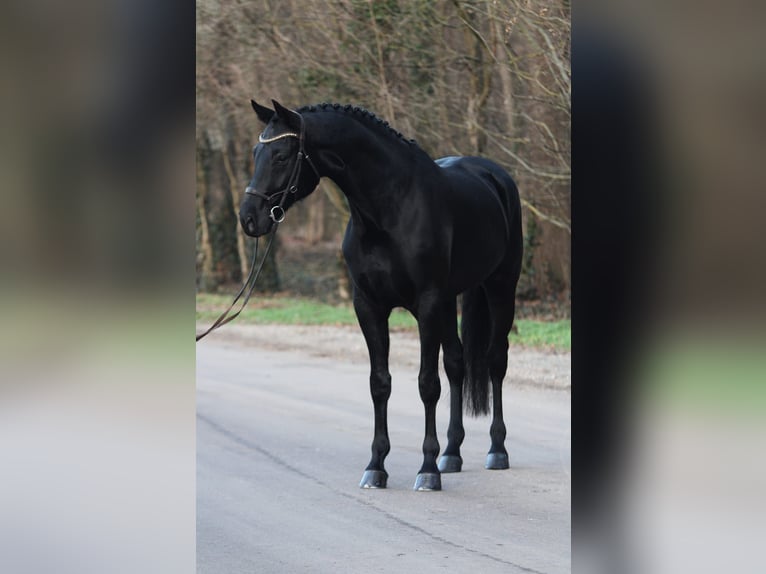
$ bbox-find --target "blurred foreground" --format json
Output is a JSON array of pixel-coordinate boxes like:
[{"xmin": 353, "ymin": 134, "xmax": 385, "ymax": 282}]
[
  {"xmin": 0, "ymin": 1, "xmax": 195, "ymax": 572},
  {"xmin": 574, "ymin": 3, "xmax": 766, "ymax": 574}
]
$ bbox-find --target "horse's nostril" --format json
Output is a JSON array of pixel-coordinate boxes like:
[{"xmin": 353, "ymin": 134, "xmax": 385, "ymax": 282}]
[{"xmin": 244, "ymin": 215, "xmax": 256, "ymax": 234}]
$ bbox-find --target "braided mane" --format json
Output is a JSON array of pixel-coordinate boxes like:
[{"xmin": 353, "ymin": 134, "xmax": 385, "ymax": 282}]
[{"xmin": 297, "ymin": 102, "xmax": 416, "ymax": 146}]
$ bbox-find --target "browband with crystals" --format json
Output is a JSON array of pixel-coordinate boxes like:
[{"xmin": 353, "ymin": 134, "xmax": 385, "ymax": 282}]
[{"xmin": 258, "ymin": 131, "xmax": 299, "ymax": 144}]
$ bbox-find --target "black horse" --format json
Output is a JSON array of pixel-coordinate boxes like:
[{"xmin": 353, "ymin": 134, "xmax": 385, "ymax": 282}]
[{"xmin": 240, "ymin": 100, "xmax": 523, "ymax": 491}]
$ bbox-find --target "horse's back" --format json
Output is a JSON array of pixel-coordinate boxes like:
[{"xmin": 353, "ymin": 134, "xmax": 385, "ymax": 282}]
[{"xmin": 435, "ymin": 156, "xmax": 520, "ymax": 221}]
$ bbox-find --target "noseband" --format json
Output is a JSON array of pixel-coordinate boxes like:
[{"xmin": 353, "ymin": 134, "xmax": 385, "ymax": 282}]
[{"xmin": 245, "ymin": 113, "xmax": 320, "ymax": 223}]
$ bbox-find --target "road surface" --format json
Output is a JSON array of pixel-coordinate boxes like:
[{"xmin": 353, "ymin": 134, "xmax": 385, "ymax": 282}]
[{"xmin": 197, "ymin": 328, "xmax": 570, "ymax": 573}]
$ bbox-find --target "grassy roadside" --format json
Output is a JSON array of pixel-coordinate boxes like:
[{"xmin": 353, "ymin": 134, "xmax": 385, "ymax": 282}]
[{"xmin": 197, "ymin": 293, "xmax": 570, "ymax": 351}]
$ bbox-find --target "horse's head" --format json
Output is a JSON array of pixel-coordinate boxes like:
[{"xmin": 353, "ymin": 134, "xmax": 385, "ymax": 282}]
[{"xmin": 239, "ymin": 100, "xmax": 320, "ymax": 237}]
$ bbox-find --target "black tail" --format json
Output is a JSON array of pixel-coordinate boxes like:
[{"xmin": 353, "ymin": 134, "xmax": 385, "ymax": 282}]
[{"xmin": 461, "ymin": 286, "xmax": 491, "ymax": 416}]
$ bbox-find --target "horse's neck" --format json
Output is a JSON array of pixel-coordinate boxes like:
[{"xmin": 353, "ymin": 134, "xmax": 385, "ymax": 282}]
[{"xmin": 314, "ymin": 116, "xmax": 418, "ymax": 231}]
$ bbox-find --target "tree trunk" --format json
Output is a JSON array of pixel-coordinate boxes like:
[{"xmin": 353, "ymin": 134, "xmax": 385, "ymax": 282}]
[
  {"xmin": 221, "ymin": 143, "xmax": 249, "ymax": 281},
  {"xmin": 337, "ymin": 247, "xmax": 350, "ymax": 301},
  {"xmin": 196, "ymin": 150, "xmax": 215, "ymax": 290},
  {"xmin": 456, "ymin": 0, "xmax": 492, "ymax": 154},
  {"xmin": 306, "ymin": 190, "xmax": 325, "ymax": 244},
  {"xmin": 322, "ymin": 180, "xmax": 351, "ymax": 299},
  {"xmin": 255, "ymin": 234, "xmax": 280, "ymax": 292},
  {"xmin": 489, "ymin": 1, "xmax": 515, "ymax": 137}
]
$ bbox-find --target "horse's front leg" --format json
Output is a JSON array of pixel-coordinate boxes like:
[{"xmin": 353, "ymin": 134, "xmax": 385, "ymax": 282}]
[
  {"xmin": 353, "ymin": 293, "xmax": 392, "ymax": 489},
  {"xmin": 438, "ymin": 297, "xmax": 465, "ymax": 473},
  {"xmin": 413, "ymin": 297, "xmax": 444, "ymax": 491}
]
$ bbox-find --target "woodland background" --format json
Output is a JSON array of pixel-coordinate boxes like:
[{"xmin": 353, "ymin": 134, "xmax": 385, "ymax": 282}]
[{"xmin": 196, "ymin": 0, "xmax": 570, "ymax": 316}]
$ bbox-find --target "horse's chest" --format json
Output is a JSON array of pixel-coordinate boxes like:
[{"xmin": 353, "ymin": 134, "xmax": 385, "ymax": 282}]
[{"xmin": 343, "ymin": 236, "xmax": 414, "ymax": 305}]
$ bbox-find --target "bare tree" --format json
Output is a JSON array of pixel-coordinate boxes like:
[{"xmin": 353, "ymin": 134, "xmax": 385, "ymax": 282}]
[{"xmin": 196, "ymin": 0, "xmax": 571, "ymax": 303}]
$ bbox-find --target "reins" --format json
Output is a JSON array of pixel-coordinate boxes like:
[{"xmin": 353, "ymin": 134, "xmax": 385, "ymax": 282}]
[{"xmin": 196, "ymin": 111, "xmax": 319, "ymax": 342}]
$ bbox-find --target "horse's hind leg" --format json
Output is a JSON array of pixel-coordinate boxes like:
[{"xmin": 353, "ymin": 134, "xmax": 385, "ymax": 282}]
[
  {"xmin": 354, "ymin": 293, "xmax": 392, "ymax": 489},
  {"xmin": 484, "ymin": 285, "xmax": 518, "ymax": 470},
  {"xmin": 438, "ymin": 298, "xmax": 465, "ymax": 473}
]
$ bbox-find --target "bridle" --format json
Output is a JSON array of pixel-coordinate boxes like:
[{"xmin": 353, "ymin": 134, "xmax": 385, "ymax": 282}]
[
  {"xmin": 196, "ymin": 110, "xmax": 320, "ymax": 342},
  {"xmin": 244, "ymin": 113, "xmax": 320, "ymax": 223}
]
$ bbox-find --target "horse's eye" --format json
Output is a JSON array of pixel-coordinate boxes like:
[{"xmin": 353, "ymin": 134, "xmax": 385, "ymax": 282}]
[{"xmin": 274, "ymin": 154, "xmax": 288, "ymax": 163}]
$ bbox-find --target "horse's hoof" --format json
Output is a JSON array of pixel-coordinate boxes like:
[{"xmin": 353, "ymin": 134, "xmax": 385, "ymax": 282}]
[
  {"xmin": 485, "ymin": 452, "xmax": 510, "ymax": 470},
  {"xmin": 413, "ymin": 472, "xmax": 442, "ymax": 491},
  {"xmin": 437, "ymin": 455, "xmax": 463, "ymax": 473},
  {"xmin": 359, "ymin": 469, "xmax": 388, "ymax": 489}
]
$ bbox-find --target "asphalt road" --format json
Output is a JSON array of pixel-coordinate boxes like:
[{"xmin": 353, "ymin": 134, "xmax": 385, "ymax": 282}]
[{"xmin": 197, "ymin": 335, "xmax": 570, "ymax": 574}]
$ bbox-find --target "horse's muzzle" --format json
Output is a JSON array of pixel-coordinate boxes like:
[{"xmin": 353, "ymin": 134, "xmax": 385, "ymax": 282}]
[
  {"xmin": 240, "ymin": 212, "xmax": 274, "ymax": 238},
  {"xmin": 243, "ymin": 215, "xmax": 258, "ymax": 236}
]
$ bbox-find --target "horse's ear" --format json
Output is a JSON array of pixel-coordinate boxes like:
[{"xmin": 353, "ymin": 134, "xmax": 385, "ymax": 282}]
[
  {"xmin": 251, "ymin": 99, "xmax": 275, "ymax": 124},
  {"xmin": 272, "ymin": 99, "xmax": 302, "ymax": 131}
]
